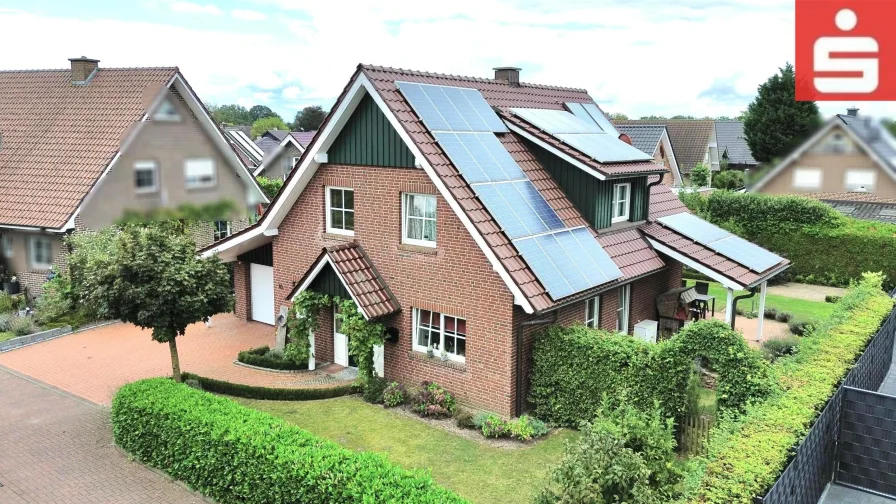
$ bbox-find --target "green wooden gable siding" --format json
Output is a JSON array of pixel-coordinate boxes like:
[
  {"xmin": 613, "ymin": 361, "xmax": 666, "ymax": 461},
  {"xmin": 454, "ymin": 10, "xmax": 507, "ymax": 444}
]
[
  {"xmin": 528, "ymin": 141, "xmax": 647, "ymax": 228},
  {"xmin": 328, "ymin": 93, "xmax": 416, "ymax": 168},
  {"xmin": 308, "ymin": 264, "xmax": 351, "ymax": 299}
]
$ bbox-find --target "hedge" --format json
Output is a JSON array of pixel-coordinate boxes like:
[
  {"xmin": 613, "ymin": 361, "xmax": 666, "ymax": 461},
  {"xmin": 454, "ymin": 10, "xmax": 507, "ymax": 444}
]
[
  {"xmin": 182, "ymin": 372, "xmax": 355, "ymax": 401},
  {"xmin": 112, "ymin": 378, "xmax": 466, "ymax": 504},
  {"xmin": 685, "ymin": 273, "xmax": 895, "ymax": 504},
  {"xmin": 681, "ymin": 191, "xmax": 896, "ymax": 289},
  {"xmin": 529, "ymin": 322, "xmax": 772, "ymax": 426},
  {"xmin": 237, "ymin": 345, "xmax": 307, "ymax": 371}
]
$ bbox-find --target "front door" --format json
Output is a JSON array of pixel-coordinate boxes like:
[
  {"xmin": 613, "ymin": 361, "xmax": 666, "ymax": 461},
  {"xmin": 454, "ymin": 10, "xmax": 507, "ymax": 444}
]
[{"xmin": 333, "ymin": 304, "xmax": 357, "ymax": 368}]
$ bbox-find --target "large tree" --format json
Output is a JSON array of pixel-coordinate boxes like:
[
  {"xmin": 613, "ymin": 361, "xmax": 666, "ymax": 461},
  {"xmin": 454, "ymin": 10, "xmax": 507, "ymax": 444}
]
[
  {"xmin": 743, "ymin": 63, "xmax": 820, "ymax": 163},
  {"xmin": 251, "ymin": 115, "xmax": 289, "ymax": 138},
  {"xmin": 248, "ymin": 105, "xmax": 279, "ymax": 123},
  {"xmin": 292, "ymin": 105, "xmax": 328, "ymax": 131},
  {"xmin": 208, "ymin": 103, "xmax": 251, "ymax": 126},
  {"xmin": 69, "ymin": 223, "xmax": 231, "ymax": 381}
]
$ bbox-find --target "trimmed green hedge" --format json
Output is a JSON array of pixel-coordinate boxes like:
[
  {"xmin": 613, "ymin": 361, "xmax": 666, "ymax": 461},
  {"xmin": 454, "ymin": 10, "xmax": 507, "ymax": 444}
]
[
  {"xmin": 112, "ymin": 378, "xmax": 466, "ymax": 504},
  {"xmin": 182, "ymin": 372, "xmax": 355, "ymax": 400},
  {"xmin": 529, "ymin": 322, "xmax": 772, "ymax": 426},
  {"xmin": 685, "ymin": 273, "xmax": 895, "ymax": 504},
  {"xmin": 237, "ymin": 345, "xmax": 307, "ymax": 371}
]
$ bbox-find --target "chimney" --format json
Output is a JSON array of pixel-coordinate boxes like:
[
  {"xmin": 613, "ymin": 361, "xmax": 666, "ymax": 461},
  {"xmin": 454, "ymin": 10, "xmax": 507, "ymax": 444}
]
[
  {"xmin": 493, "ymin": 66, "xmax": 521, "ymax": 87},
  {"xmin": 847, "ymin": 107, "xmax": 859, "ymax": 117},
  {"xmin": 69, "ymin": 56, "xmax": 99, "ymax": 85}
]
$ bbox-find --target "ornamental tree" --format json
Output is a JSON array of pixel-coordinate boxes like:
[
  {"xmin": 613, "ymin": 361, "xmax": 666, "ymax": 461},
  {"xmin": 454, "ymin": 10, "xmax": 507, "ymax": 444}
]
[
  {"xmin": 69, "ymin": 223, "xmax": 231, "ymax": 381},
  {"xmin": 250, "ymin": 115, "xmax": 289, "ymax": 139}
]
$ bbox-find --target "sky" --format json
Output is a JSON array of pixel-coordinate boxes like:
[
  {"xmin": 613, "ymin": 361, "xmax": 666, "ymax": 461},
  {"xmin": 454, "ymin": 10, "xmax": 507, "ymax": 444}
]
[{"xmin": 0, "ymin": 0, "xmax": 891, "ymax": 122}]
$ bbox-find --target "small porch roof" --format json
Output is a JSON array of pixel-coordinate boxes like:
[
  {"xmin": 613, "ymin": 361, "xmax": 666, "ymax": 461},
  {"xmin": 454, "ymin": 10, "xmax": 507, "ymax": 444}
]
[{"xmin": 287, "ymin": 243, "xmax": 400, "ymax": 320}]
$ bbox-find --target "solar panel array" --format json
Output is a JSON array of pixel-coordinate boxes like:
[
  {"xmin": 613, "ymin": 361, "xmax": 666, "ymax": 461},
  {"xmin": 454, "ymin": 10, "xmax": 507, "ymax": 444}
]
[
  {"xmin": 657, "ymin": 212, "xmax": 784, "ymax": 272},
  {"xmin": 398, "ymin": 82, "xmax": 623, "ymax": 299},
  {"xmin": 396, "ymin": 81, "xmax": 507, "ymax": 133},
  {"xmin": 511, "ymin": 108, "xmax": 601, "ymax": 134},
  {"xmin": 557, "ymin": 133, "xmax": 653, "ymax": 163},
  {"xmin": 564, "ymin": 102, "xmax": 620, "ymax": 136},
  {"xmin": 514, "ymin": 227, "xmax": 622, "ymax": 299}
]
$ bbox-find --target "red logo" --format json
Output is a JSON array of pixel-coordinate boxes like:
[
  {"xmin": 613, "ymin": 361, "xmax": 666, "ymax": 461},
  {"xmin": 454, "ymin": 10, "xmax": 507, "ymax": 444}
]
[{"xmin": 796, "ymin": 0, "xmax": 896, "ymax": 101}]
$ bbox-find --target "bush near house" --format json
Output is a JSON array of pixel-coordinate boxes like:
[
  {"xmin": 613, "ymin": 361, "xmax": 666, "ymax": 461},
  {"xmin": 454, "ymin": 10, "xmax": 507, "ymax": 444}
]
[
  {"xmin": 684, "ymin": 273, "xmax": 894, "ymax": 504},
  {"xmin": 680, "ymin": 190, "xmax": 896, "ymax": 289},
  {"xmin": 112, "ymin": 378, "xmax": 466, "ymax": 504},
  {"xmin": 237, "ymin": 345, "xmax": 307, "ymax": 371},
  {"xmin": 256, "ymin": 176, "xmax": 284, "ymax": 200}
]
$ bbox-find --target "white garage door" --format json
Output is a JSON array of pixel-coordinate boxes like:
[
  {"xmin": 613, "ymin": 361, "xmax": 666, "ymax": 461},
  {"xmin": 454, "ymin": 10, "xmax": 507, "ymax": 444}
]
[{"xmin": 250, "ymin": 264, "xmax": 275, "ymax": 325}]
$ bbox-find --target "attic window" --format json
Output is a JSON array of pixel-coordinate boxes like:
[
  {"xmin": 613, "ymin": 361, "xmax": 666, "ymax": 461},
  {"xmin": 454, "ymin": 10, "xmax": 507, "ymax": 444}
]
[{"xmin": 153, "ymin": 99, "xmax": 181, "ymax": 122}]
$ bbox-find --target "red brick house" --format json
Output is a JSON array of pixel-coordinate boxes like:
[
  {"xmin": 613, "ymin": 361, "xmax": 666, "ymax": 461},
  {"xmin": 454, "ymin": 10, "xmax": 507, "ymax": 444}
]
[{"xmin": 203, "ymin": 65, "xmax": 787, "ymax": 417}]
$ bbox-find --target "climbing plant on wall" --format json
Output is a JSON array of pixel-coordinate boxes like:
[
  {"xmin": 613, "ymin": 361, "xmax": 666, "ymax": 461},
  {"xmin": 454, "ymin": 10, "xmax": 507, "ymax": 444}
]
[
  {"xmin": 284, "ymin": 291, "xmax": 331, "ymax": 365},
  {"xmin": 337, "ymin": 298, "xmax": 386, "ymax": 382}
]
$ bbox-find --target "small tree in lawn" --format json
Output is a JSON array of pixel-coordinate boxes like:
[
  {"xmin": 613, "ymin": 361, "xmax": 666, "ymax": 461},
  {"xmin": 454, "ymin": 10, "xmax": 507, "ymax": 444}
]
[{"xmin": 71, "ymin": 223, "xmax": 231, "ymax": 381}]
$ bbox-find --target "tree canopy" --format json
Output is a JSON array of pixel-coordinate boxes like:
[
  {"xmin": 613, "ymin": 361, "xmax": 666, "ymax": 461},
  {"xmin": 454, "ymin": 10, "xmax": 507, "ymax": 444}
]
[
  {"xmin": 249, "ymin": 105, "xmax": 279, "ymax": 123},
  {"xmin": 743, "ymin": 63, "xmax": 821, "ymax": 163},
  {"xmin": 251, "ymin": 115, "xmax": 289, "ymax": 138},
  {"xmin": 607, "ymin": 112, "xmax": 629, "ymax": 120},
  {"xmin": 209, "ymin": 104, "xmax": 251, "ymax": 126},
  {"xmin": 292, "ymin": 105, "xmax": 328, "ymax": 131}
]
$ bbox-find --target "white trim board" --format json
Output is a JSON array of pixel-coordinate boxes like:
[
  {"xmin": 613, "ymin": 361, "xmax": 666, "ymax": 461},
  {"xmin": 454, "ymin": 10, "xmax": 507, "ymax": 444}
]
[
  {"xmin": 646, "ymin": 238, "xmax": 745, "ymax": 291},
  {"xmin": 659, "ymin": 129, "xmax": 682, "ymax": 186}
]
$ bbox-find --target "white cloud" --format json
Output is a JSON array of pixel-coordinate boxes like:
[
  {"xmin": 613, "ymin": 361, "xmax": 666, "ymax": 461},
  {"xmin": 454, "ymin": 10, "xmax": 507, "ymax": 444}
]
[
  {"xmin": 169, "ymin": 1, "xmax": 222, "ymax": 15},
  {"xmin": 231, "ymin": 9, "xmax": 267, "ymax": 21},
  {"xmin": 282, "ymin": 86, "xmax": 302, "ymax": 99}
]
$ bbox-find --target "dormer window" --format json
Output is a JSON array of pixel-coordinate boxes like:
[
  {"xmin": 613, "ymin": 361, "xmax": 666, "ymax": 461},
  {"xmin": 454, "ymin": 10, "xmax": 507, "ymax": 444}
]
[
  {"xmin": 153, "ymin": 99, "xmax": 181, "ymax": 121},
  {"xmin": 611, "ymin": 183, "xmax": 631, "ymax": 224}
]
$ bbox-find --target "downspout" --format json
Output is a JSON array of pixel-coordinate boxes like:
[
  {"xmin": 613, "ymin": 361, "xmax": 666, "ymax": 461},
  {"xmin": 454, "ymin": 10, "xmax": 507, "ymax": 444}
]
[
  {"xmin": 515, "ymin": 311, "xmax": 558, "ymax": 417},
  {"xmin": 645, "ymin": 173, "xmax": 665, "ymax": 217},
  {"xmin": 731, "ymin": 288, "xmax": 758, "ymax": 331}
]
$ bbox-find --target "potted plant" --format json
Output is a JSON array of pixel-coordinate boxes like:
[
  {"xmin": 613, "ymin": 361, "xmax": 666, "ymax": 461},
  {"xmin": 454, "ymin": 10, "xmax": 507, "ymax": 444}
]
[
  {"xmin": 440, "ymin": 347, "xmax": 449, "ymax": 362},
  {"xmin": 2, "ymin": 272, "xmax": 18, "ymax": 295},
  {"xmin": 427, "ymin": 344, "xmax": 434, "ymax": 358}
]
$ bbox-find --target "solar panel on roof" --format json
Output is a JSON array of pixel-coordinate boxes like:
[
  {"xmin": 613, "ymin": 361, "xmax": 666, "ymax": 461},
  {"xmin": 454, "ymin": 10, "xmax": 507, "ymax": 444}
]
[
  {"xmin": 434, "ymin": 132, "xmax": 526, "ymax": 183},
  {"xmin": 657, "ymin": 212, "xmax": 785, "ymax": 273},
  {"xmin": 513, "ymin": 227, "xmax": 622, "ymax": 299},
  {"xmin": 565, "ymin": 102, "xmax": 595, "ymax": 126},
  {"xmin": 511, "ymin": 108, "xmax": 602, "ymax": 134},
  {"xmin": 556, "ymin": 133, "xmax": 653, "ymax": 163},
  {"xmin": 582, "ymin": 103, "xmax": 620, "ymax": 136},
  {"xmin": 474, "ymin": 181, "xmax": 565, "ymax": 239},
  {"xmin": 396, "ymin": 81, "xmax": 507, "ymax": 133}
]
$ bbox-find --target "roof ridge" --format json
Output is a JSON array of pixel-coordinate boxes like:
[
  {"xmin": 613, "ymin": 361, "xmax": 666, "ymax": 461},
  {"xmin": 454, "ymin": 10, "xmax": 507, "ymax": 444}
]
[
  {"xmin": 359, "ymin": 63, "xmax": 588, "ymax": 93},
  {"xmin": 0, "ymin": 66, "xmax": 178, "ymax": 73}
]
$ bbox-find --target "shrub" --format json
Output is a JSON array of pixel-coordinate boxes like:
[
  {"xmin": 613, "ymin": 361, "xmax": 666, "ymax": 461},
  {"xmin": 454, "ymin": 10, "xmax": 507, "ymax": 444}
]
[
  {"xmin": 180, "ymin": 372, "xmax": 355, "ymax": 401},
  {"xmin": 690, "ymin": 163, "xmax": 710, "ymax": 187},
  {"xmin": 0, "ymin": 291, "xmax": 14, "ymax": 313},
  {"xmin": 472, "ymin": 411, "xmax": 491, "ymax": 429},
  {"xmin": 256, "ymin": 176, "xmax": 284, "ymax": 200},
  {"xmin": 413, "ymin": 381, "xmax": 456, "ymax": 417},
  {"xmin": 382, "ymin": 381, "xmax": 407, "ymax": 407},
  {"xmin": 237, "ymin": 345, "xmax": 307, "ymax": 371},
  {"xmin": 33, "ymin": 273, "xmax": 75, "ymax": 325},
  {"xmin": 112, "ymin": 378, "xmax": 465, "ymax": 503},
  {"xmin": 508, "ymin": 415, "xmax": 548, "ymax": 441},
  {"xmin": 0, "ymin": 312, "xmax": 12, "ymax": 332},
  {"xmin": 455, "ymin": 411, "xmax": 476, "ymax": 429},
  {"xmin": 711, "ymin": 170, "xmax": 745, "ymax": 190},
  {"xmin": 761, "ymin": 336, "xmax": 800, "ymax": 362},
  {"xmin": 775, "ymin": 311, "xmax": 793, "ymax": 323},
  {"xmin": 9, "ymin": 316, "xmax": 37, "ymax": 336},
  {"xmin": 788, "ymin": 318, "xmax": 816, "ymax": 336},
  {"xmin": 763, "ymin": 307, "xmax": 778, "ymax": 319},
  {"xmin": 479, "ymin": 414, "xmax": 509, "ymax": 438},
  {"xmin": 825, "ymin": 294, "xmax": 842, "ymax": 304},
  {"xmin": 362, "ymin": 376, "xmax": 388, "ymax": 404},
  {"xmin": 535, "ymin": 403, "xmax": 680, "ymax": 504},
  {"xmin": 689, "ymin": 273, "xmax": 894, "ymax": 503}
]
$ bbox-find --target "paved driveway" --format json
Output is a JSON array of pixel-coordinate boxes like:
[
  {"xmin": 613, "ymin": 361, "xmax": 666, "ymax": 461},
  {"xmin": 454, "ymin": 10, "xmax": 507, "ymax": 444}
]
[{"xmin": 0, "ymin": 366, "xmax": 205, "ymax": 504}]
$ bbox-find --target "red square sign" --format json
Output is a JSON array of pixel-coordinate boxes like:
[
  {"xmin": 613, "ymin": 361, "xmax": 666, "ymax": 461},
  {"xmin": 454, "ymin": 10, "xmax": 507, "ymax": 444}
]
[{"xmin": 796, "ymin": 0, "xmax": 896, "ymax": 101}]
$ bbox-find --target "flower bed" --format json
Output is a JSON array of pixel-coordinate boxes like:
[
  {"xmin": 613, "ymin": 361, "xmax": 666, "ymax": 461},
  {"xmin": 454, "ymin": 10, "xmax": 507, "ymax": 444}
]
[{"xmin": 236, "ymin": 345, "xmax": 307, "ymax": 371}]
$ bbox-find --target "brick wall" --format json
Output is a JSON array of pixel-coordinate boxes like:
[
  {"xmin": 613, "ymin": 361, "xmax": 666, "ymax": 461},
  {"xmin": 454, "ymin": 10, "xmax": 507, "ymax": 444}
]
[
  {"xmin": 256, "ymin": 163, "xmax": 517, "ymax": 415},
  {"xmin": 233, "ymin": 261, "xmax": 250, "ymax": 320}
]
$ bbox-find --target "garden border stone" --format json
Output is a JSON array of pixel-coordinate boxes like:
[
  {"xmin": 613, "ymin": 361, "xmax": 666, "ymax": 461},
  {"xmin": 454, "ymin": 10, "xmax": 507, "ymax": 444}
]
[{"xmin": 0, "ymin": 326, "xmax": 72, "ymax": 352}]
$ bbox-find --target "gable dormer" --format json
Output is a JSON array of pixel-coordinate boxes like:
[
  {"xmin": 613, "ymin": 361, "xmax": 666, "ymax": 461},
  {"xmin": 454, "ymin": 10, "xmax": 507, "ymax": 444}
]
[{"xmin": 326, "ymin": 93, "xmax": 415, "ymax": 168}]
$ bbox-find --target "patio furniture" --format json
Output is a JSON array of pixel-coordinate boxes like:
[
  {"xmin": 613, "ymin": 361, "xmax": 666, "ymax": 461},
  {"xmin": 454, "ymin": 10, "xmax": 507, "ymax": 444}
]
[
  {"xmin": 656, "ymin": 286, "xmax": 699, "ymax": 336},
  {"xmin": 694, "ymin": 281, "xmax": 709, "ymax": 295},
  {"xmin": 692, "ymin": 293, "xmax": 716, "ymax": 318}
]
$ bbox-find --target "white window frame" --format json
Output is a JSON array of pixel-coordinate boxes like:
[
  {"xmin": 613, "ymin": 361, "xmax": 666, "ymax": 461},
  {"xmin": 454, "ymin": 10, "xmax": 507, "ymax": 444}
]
[
  {"xmin": 792, "ymin": 167, "xmax": 822, "ymax": 190},
  {"xmin": 611, "ymin": 183, "xmax": 631, "ymax": 223},
  {"xmin": 152, "ymin": 99, "xmax": 182, "ymax": 122},
  {"xmin": 29, "ymin": 235, "xmax": 53, "ymax": 270},
  {"xmin": 1, "ymin": 234, "xmax": 12, "ymax": 259},
  {"xmin": 616, "ymin": 284, "xmax": 630, "ymax": 334},
  {"xmin": 402, "ymin": 193, "xmax": 437, "ymax": 247},
  {"xmin": 133, "ymin": 160, "xmax": 158, "ymax": 194},
  {"xmin": 585, "ymin": 296, "xmax": 600, "ymax": 329},
  {"xmin": 412, "ymin": 308, "xmax": 466, "ymax": 362},
  {"xmin": 845, "ymin": 169, "xmax": 876, "ymax": 192},
  {"xmin": 213, "ymin": 221, "xmax": 231, "ymax": 241},
  {"xmin": 325, "ymin": 186, "xmax": 355, "ymax": 236},
  {"xmin": 289, "ymin": 156, "xmax": 301, "ymax": 177},
  {"xmin": 184, "ymin": 158, "xmax": 216, "ymax": 189}
]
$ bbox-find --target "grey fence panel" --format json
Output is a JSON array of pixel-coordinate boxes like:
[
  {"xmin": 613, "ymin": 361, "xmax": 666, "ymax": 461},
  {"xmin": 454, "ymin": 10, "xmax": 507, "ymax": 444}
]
[
  {"xmin": 836, "ymin": 387, "xmax": 896, "ymax": 497},
  {"xmin": 756, "ymin": 302, "xmax": 896, "ymax": 504}
]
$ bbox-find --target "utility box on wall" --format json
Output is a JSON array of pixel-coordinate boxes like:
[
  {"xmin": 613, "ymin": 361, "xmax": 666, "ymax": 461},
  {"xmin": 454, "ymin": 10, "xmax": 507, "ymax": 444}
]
[{"xmin": 634, "ymin": 320, "xmax": 658, "ymax": 344}]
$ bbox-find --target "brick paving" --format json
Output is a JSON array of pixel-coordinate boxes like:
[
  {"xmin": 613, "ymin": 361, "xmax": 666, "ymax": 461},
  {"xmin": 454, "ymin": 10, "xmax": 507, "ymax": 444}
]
[
  {"xmin": 0, "ymin": 313, "xmax": 351, "ymax": 405},
  {"xmin": 0, "ymin": 366, "xmax": 206, "ymax": 504}
]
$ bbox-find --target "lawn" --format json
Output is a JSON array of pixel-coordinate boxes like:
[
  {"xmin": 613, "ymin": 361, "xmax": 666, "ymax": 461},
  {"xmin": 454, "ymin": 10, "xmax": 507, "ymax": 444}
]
[
  {"xmin": 239, "ymin": 396, "xmax": 578, "ymax": 504},
  {"xmin": 684, "ymin": 279, "xmax": 835, "ymax": 322},
  {"xmin": 0, "ymin": 331, "xmax": 14, "ymax": 342}
]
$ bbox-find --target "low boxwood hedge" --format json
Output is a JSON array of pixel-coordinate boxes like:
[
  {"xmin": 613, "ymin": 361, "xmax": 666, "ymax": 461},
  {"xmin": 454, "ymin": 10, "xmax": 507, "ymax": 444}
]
[
  {"xmin": 685, "ymin": 273, "xmax": 895, "ymax": 504},
  {"xmin": 112, "ymin": 378, "xmax": 466, "ymax": 504},
  {"xmin": 181, "ymin": 372, "xmax": 355, "ymax": 401},
  {"xmin": 237, "ymin": 345, "xmax": 307, "ymax": 371}
]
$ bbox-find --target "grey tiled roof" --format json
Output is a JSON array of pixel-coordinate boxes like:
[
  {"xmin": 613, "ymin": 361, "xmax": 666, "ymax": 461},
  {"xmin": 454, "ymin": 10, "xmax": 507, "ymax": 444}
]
[
  {"xmin": 838, "ymin": 115, "xmax": 896, "ymax": 175},
  {"xmin": 614, "ymin": 119, "xmax": 715, "ymax": 173},
  {"xmin": 616, "ymin": 125, "xmax": 665, "ymax": 156},
  {"xmin": 822, "ymin": 199, "xmax": 896, "ymax": 223},
  {"xmin": 255, "ymin": 136, "xmax": 281, "ymax": 157},
  {"xmin": 715, "ymin": 121, "xmax": 757, "ymax": 165}
]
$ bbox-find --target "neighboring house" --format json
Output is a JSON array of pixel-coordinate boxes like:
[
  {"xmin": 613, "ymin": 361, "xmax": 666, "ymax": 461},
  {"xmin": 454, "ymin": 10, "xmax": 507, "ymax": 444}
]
[
  {"xmin": 253, "ymin": 131, "xmax": 317, "ymax": 180},
  {"xmin": 614, "ymin": 119, "xmax": 719, "ymax": 184},
  {"xmin": 714, "ymin": 121, "xmax": 758, "ymax": 170},
  {"xmin": 824, "ymin": 197, "xmax": 896, "ymax": 223},
  {"xmin": 203, "ymin": 64, "xmax": 786, "ymax": 417},
  {"xmin": 0, "ymin": 56, "xmax": 268, "ymax": 295},
  {"xmin": 750, "ymin": 109, "xmax": 896, "ymax": 208},
  {"xmin": 615, "ymin": 124, "xmax": 682, "ymax": 186},
  {"xmin": 224, "ymin": 127, "xmax": 264, "ymax": 168},
  {"xmin": 255, "ymin": 129, "xmax": 290, "ymax": 158}
]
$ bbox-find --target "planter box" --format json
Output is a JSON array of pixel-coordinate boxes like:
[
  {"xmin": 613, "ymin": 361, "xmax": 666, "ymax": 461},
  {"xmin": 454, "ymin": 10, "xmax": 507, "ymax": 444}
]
[
  {"xmin": 3, "ymin": 281, "xmax": 19, "ymax": 295},
  {"xmin": 0, "ymin": 325, "xmax": 72, "ymax": 352}
]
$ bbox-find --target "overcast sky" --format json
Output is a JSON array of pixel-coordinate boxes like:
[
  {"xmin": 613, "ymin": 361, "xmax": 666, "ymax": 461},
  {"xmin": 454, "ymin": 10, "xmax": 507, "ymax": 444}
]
[{"xmin": 0, "ymin": 0, "xmax": 890, "ymax": 122}]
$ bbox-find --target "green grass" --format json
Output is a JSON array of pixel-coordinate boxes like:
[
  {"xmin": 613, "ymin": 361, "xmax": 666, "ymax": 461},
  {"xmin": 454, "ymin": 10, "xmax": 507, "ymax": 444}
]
[
  {"xmin": 239, "ymin": 396, "xmax": 577, "ymax": 504},
  {"xmin": 0, "ymin": 331, "xmax": 14, "ymax": 342},
  {"xmin": 684, "ymin": 280, "xmax": 835, "ymax": 322}
]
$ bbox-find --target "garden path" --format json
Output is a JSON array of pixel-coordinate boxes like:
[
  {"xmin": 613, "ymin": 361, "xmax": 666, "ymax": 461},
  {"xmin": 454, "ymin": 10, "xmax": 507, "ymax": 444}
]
[{"xmin": 768, "ymin": 283, "xmax": 848, "ymax": 303}]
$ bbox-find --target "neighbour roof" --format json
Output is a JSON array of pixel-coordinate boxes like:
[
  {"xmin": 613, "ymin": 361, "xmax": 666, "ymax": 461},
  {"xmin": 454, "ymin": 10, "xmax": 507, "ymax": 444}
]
[
  {"xmin": 615, "ymin": 125, "xmax": 665, "ymax": 155},
  {"xmin": 715, "ymin": 121, "xmax": 756, "ymax": 165},
  {"xmin": 223, "ymin": 128, "xmax": 263, "ymax": 167},
  {"xmin": 0, "ymin": 66, "xmax": 178, "ymax": 228},
  {"xmin": 265, "ymin": 129, "xmax": 290, "ymax": 141},
  {"xmin": 291, "ymin": 131, "xmax": 317, "ymax": 147},
  {"xmin": 821, "ymin": 199, "xmax": 896, "ymax": 223},
  {"xmin": 838, "ymin": 114, "xmax": 896, "ymax": 174},
  {"xmin": 255, "ymin": 135, "xmax": 281, "ymax": 157},
  {"xmin": 614, "ymin": 120, "xmax": 715, "ymax": 173}
]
